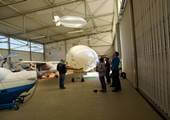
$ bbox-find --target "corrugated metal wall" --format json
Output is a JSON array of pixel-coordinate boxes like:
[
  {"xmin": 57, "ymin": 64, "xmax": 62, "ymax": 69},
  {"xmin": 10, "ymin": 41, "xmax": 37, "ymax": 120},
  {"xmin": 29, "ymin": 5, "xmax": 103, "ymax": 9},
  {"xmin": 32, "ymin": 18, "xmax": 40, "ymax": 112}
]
[
  {"xmin": 119, "ymin": 0, "xmax": 170, "ymax": 117},
  {"xmin": 133, "ymin": 0, "xmax": 170, "ymax": 116},
  {"xmin": 119, "ymin": 2, "xmax": 136, "ymax": 87}
]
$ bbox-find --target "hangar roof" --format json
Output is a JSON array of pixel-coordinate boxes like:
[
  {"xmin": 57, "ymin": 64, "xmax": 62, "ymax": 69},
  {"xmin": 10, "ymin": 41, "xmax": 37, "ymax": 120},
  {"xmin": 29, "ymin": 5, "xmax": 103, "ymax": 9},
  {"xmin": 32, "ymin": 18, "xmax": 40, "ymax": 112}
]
[{"xmin": 0, "ymin": 0, "xmax": 114, "ymax": 44}]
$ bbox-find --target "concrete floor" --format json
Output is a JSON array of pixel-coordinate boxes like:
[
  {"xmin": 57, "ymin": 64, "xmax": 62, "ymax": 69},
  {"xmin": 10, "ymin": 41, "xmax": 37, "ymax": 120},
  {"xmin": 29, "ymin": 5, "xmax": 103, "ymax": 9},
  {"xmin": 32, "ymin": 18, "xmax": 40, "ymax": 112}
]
[{"xmin": 0, "ymin": 73, "xmax": 163, "ymax": 120}]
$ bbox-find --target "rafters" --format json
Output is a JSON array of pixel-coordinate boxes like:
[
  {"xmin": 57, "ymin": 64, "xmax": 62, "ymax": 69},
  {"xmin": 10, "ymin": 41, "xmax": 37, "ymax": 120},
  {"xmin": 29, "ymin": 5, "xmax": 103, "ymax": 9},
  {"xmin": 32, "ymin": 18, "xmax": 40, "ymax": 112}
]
[
  {"xmin": 11, "ymin": 12, "xmax": 113, "ymax": 36},
  {"xmin": 0, "ymin": 0, "xmax": 27, "ymax": 7},
  {"xmin": 0, "ymin": 0, "xmax": 83, "ymax": 21},
  {"xmin": 0, "ymin": 0, "xmax": 114, "ymax": 44},
  {"xmin": 46, "ymin": 29, "xmax": 111, "ymax": 44}
]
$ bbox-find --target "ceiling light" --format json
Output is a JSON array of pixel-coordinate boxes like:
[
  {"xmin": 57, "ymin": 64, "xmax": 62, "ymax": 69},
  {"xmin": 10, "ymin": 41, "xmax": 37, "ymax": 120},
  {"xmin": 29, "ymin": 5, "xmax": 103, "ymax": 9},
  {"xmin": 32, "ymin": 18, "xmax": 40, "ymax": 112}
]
[{"xmin": 31, "ymin": 36, "xmax": 45, "ymax": 40}]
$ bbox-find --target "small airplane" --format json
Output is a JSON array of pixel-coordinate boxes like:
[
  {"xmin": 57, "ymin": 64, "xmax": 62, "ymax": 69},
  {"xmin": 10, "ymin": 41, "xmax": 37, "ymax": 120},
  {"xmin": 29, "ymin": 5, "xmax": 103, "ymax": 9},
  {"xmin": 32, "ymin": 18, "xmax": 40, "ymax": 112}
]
[
  {"xmin": 0, "ymin": 54, "xmax": 37, "ymax": 110},
  {"xmin": 18, "ymin": 61, "xmax": 60, "ymax": 79}
]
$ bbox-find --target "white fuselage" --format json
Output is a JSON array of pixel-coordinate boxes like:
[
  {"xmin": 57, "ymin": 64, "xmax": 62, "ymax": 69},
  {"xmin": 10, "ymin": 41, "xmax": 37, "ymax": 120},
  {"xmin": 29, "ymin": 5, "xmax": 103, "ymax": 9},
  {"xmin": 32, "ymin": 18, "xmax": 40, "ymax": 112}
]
[{"xmin": 0, "ymin": 68, "xmax": 37, "ymax": 91}]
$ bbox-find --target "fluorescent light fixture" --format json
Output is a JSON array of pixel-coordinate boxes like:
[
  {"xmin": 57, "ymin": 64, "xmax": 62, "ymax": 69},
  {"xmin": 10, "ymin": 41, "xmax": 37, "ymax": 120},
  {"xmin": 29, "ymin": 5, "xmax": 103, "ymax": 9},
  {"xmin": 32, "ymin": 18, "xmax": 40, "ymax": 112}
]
[{"xmin": 31, "ymin": 36, "xmax": 45, "ymax": 40}]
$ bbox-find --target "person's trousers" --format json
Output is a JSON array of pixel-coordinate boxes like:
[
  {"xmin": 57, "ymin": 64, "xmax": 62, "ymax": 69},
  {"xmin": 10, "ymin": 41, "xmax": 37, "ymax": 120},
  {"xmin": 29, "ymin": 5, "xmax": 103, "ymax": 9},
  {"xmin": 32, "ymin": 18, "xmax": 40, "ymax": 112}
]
[
  {"xmin": 105, "ymin": 70, "xmax": 111, "ymax": 84},
  {"xmin": 112, "ymin": 70, "xmax": 121, "ymax": 90},
  {"xmin": 99, "ymin": 76, "xmax": 106, "ymax": 90},
  {"xmin": 59, "ymin": 73, "xmax": 65, "ymax": 88}
]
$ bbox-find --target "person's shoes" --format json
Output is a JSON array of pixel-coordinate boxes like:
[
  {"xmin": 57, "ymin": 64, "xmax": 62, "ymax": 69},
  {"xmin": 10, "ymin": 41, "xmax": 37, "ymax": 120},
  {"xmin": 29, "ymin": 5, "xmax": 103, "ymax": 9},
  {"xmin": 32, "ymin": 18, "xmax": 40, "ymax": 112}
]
[
  {"xmin": 99, "ymin": 89, "xmax": 107, "ymax": 92},
  {"xmin": 107, "ymin": 82, "xmax": 111, "ymax": 85},
  {"xmin": 112, "ymin": 88, "xmax": 121, "ymax": 92},
  {"xmin": 112, "ymin": 89, "xmax": 118, "ymax": 92},
  {"xmin": 93, "ymin": 89, "xmax": 98, "ymax": 93},
  {"xmin": 60, "ymin": 87, "xmax": 66, "ymax": 89}
]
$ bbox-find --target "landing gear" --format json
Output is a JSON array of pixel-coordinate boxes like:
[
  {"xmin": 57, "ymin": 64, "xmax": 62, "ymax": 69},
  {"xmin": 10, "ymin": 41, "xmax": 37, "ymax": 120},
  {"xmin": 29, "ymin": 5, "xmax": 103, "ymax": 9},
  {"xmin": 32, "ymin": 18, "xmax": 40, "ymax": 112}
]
[
  {"xmin": 72, "ymin": 78, "xmax": 75, "ymax": 82},
  {"xmin": 72, "ymin": 71, "xmax": 85, "ymax": 82},
  {"xmin": 71, "ymin": 77, "xmax": 85, "ymax": 82},
  {"xmin": 12, "ymin": 96, "xmax": 26, "ymax": 110},
  {"xmin": 13, "ymin": 101, "xmax": 20, "ymax": 110},
  {"xmin": 81, "ymin": 78, "xmax": 84, "ymax": 82},
  {"xmin": 18, "ymin": 96, "xmax": 25, "ymax": 104}
]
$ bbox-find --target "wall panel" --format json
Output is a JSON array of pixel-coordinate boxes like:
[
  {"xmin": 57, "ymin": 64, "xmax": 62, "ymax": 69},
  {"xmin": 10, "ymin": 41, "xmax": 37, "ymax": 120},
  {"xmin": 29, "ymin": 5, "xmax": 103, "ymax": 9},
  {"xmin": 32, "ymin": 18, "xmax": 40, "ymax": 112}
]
[
  {"xmin": 10, "ymin": 50, "xmax": 30, "ymax": 62},
  {"xmin": 32, "ymin": 52, "xmax": 43, "ymax": 61},
  {"xmin": 45, "ymin": 32, "xmax": 114, "ymax": 61},
  {"xmin": 119, "ymin": 0, "xmax": 170, "ymax": 117},
  {"xmin": 119, "ymin": 1, "xmax": 136, "ymax": 86},
  {"xmin": 132, "ymin": 0, "xmax": 170, "ymax": 116},
  {"xmin": 0, "ymin": 49, "xmax": 8, "ymax": 56}
]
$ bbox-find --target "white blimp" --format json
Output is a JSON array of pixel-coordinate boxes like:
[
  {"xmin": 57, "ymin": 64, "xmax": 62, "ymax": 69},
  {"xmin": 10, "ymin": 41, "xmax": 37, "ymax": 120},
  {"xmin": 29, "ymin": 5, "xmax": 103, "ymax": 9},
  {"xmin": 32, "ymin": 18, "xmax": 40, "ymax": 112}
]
[
  {"xmin": 66, "ymin": 45, "xmax": 98, "ymax": 72},
  {"xmin": 54, "ymin": 16, "xmax": 87, "ymax": 28}
]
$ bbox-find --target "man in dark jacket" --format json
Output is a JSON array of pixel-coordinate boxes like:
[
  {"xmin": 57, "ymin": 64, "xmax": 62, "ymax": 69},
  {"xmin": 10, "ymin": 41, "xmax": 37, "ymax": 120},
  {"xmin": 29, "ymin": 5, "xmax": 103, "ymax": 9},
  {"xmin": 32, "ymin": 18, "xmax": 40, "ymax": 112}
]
[
  {"xmin": 105, "ymin": 58, "xmax": 111, "ymax": 84},
  {"xmin": 111, "ymin": 52, "xmax": 121, "ymax": 92},
  {"xmin": 57, "ymin": 59, "xmax": 67, "ymax": 89}
]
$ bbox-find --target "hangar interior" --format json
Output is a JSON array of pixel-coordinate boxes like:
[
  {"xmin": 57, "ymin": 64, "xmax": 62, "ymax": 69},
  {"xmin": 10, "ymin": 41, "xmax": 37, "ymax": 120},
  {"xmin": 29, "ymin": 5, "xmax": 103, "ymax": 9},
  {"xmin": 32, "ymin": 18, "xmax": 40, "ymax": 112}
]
[{"xmin": 0, "ymin": 0, "xmax": 170, "ymax": 120}]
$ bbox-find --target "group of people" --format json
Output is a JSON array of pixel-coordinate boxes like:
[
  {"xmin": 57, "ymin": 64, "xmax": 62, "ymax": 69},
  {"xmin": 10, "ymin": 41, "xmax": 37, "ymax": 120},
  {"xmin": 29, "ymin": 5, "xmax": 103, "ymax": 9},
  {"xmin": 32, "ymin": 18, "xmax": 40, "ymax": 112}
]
[
  {"xmin": 96, "ymin": 51, "xmax": 121, "ymax": 92},
  {"xmin": 56, "ymin": 51, "xmax": 121, "ymax": 92}
]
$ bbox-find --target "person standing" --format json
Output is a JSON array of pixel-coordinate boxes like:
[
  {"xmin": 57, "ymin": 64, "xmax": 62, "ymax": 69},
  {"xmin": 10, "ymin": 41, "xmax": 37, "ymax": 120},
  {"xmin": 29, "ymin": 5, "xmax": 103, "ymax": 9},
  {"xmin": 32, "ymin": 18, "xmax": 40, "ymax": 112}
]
[
  {"xmin": 105, "ymin": 57, "xmax": 111, "ymax": 84},
  {"xmin": 111, "ymin": 52, "xmax": 121, "ymax": 92},
  {"xmin": 57, "ymin": 59, "xmax": 67, "ymax": 89},
  {"xmin": 96, "ymin": 57, "xmax": 106, "ymax": 92}
]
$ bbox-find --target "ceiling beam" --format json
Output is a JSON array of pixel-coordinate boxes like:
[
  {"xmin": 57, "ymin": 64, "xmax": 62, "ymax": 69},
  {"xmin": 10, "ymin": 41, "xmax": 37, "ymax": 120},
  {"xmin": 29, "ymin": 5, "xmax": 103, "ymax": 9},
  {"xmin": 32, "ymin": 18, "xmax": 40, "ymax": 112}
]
[
  {"xmin": 0, "ymin": 0, "xmax": 83, "ymax": 21},
  {"xmin": 0, "ymin": 21, "xmax": 23, "ymax": 31},
  {"xmin": 90, "ymin": 44, "xmax": 112, "ymax": 47},
  {"xmin": 0, "ymin": 0, "xmax": 27, "ymax": 7},
  {"xmin": 91, "ymin": 12, "xmax": 113, "ymax": 19},
  {"xmin": 0, "ymin": 32, "xmax": 42, "ymax": 44},
  {"xmin": 12, "ymin": 25, "xmax": 54, "ymax": 36},
  {"xmin": 11, "ymin": 12, "xmax": 113, "ymax": 36},
  {"xmin": 46, "ymin": 29, "xmax": 111, "ymax": 44},
  {"xmin": 0, "ymin": 0, "xmax": 57, "ymax": 39},
  {"xmin": 89, "ymin": 34, "xmax": 112, "ymax": 44},
  {"xmin": 47, "ymin": 23, "xmax": 111, "ymax": 39},
  {"xmin": 92, "ymin": 0, "xmax": 110, "ymax": 15}
]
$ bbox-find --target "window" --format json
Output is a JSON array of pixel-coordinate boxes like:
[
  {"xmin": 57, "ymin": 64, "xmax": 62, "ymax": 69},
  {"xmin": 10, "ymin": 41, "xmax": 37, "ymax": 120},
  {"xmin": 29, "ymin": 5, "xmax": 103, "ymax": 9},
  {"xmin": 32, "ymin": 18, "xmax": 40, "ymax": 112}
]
[
  {"xmin": 10, "ymin": 38, "xmax": 30, "ymax": 51},
  {"xmin": 0, "ymin": 35, "xmax": 44, "ymax": 53},
  {"xmin": 31, "ymin": 42, "xmax": 43, "ymax": 53},
  {"xmin": 0, "ymin": 35, "xmax": 8, "ymax": 49}
]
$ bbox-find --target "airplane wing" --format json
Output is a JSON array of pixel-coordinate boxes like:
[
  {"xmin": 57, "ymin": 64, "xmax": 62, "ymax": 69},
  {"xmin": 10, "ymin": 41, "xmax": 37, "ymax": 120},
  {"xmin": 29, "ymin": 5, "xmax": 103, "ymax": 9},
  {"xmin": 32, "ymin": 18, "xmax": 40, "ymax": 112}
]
[
  {"xmin": 19, "ymin": 61, "xmax": 46, "ymax": 64},
  {"xmin": 19, "ymin": 61, "xmax": 60, "ymax": 79}
]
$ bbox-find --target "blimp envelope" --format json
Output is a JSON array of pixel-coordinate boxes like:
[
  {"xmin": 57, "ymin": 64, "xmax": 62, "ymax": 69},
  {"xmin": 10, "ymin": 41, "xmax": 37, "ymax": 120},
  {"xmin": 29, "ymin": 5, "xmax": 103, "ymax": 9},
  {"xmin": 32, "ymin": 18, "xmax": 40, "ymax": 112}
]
[{"xmin": 66, "ymin": 45, "xmax": 98, "ymax": 72}]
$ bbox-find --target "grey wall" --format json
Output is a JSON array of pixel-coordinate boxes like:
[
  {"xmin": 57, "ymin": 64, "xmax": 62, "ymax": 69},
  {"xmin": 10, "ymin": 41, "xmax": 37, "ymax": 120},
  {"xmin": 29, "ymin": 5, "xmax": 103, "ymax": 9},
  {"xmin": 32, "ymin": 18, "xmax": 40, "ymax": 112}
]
[
  {"xmin": 119, "ymin": 0, "xmax": 170, "ymax": 118},
  {"xmin": 119, "ymin": 1, "xmax": 136, "ymax": 87},
  {"xmin": 45, "ymin": 32, "xmax": 114, "ymax": 61},
  {"xmin": 0, "ymin": 49, "xmax": 43, "ymax": 62}
]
